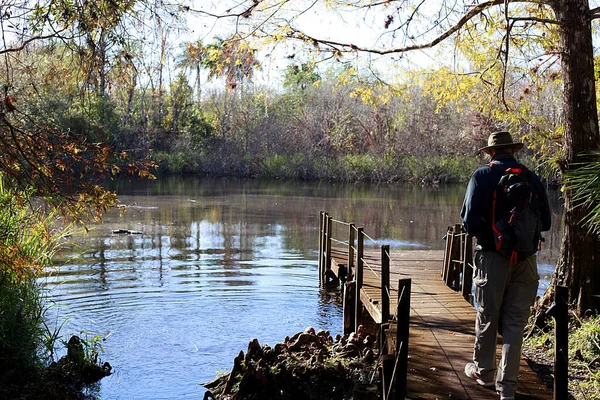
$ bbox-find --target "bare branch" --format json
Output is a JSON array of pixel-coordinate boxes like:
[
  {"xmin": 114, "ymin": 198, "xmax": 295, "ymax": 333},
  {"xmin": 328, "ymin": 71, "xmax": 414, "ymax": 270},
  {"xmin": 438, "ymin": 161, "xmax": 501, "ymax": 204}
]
[
  {"xmin": 284, "ymin": 0, "xmax": 555, "ymax": 55},
  {"xmin": 0, "ymin": 29, "xmax": 69, "ymax": 55},
  {"xmin": 509, "ymin": 16, "xmax": 557, "ymax": 24},
  {"xmin": 186, "ymin": 0, "xmax": 269, "ymax": 20}
]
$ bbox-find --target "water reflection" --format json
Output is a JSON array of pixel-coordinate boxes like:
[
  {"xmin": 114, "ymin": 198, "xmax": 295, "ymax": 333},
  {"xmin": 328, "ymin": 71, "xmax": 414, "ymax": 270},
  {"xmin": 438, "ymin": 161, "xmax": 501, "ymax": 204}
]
[{"xmin": 44, "ymin": 176, "xmax": 563, "ymax": 399}]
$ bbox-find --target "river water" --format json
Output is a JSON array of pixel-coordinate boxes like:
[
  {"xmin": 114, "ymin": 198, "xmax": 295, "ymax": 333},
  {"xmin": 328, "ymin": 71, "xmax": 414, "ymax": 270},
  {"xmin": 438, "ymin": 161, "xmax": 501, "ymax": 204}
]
[{"xmin": 43, "ymin": 177, "xmax": 563, "ymax": 399}]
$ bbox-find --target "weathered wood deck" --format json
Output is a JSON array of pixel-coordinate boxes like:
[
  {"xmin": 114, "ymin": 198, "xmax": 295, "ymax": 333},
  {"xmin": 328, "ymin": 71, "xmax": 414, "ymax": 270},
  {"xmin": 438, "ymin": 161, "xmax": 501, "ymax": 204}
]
[{"xmin": 331, "ymin": 248, "xmax": 553, "ymax": 400}]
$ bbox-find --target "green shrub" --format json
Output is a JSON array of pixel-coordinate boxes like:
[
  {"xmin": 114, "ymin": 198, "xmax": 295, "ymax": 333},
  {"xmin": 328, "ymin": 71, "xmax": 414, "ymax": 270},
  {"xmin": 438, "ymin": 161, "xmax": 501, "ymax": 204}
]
[
  {"xmin": 570, "ymin": 316, "xmax": 600, "ymax": 362},
  {"xmin": 0, "ymin": 182, "xmax": 61, "ymax": 383},
  {"xmin": 524, "ymin": 316, "xmax": 600, "ymax": 399}
]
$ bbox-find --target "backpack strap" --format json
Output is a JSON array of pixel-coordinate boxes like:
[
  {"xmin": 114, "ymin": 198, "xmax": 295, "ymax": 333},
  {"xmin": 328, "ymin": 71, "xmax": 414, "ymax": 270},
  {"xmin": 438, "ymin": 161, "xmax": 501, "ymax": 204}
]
[
  {"xmin": 488, "ymin": 160, "xmax": 526, "ymax": 176},
  {"xmin": 489, "ymin": 161, "xmax": 504, "ymax": 252},
  {"xmin": 491, "ymin": 187, "xmax": 503, "ymax": 251}
]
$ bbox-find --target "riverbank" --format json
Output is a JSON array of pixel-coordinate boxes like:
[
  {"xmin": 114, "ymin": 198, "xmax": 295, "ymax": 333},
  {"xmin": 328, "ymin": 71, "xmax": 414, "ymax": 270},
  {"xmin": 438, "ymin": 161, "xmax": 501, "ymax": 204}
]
[{"xmin": 0, "ymin": 335, "xmax": 111, "ymax": 400}]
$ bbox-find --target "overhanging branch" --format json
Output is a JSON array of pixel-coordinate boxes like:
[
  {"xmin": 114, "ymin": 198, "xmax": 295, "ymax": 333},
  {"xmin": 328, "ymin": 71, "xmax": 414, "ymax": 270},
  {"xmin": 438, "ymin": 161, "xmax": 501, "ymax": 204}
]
[
  {"xmin": 286, "ymin": 0, "xmax": 556, "ymax": 55},
  {"xmin": 509, "ymin": 16, "xmax": 557, "ymax": 24}
]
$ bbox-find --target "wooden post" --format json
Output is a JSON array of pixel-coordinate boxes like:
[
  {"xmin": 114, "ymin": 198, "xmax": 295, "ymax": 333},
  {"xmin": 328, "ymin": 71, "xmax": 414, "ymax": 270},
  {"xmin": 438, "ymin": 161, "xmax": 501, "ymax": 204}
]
[
  {"xmin": 381, "ymin": 245, "xmax": 390, "ymax": 324},
  {"xmin": 459, "ymin": 225, "xmax": 465, "ymax": 289},
  {"xmin": 343, "ymin": 281, "xmax": 357, "ymax": 335},
  {"xmin": 396, "ymin": 278, "xmax": 411, "ymax": 400},
  {"xmin": 445, "ymin": 224, "xmax": 462, "ymax": 290},
  {"xmin": 355, "ymin": 227, "xmax": 364, "ymax": 331},
  {"xmin": 325, "ymin": 215, "xmax": 333, "ymax": 280},
  {"xmin": 378, "ymin": 323, "xmax": 390, "ymax": 356},
  {"xmin": 461, "ymin": 233, "xmax": 474, "ymax": 304},
  {"xmin": 547, "ymin": 285, "xmax": 569, "ymax": 400},
  {"xmin": 320, "ymin": 212, "xmax": 328, "ymax": 284},
  {"xmin": 442, "ymin": 226, "xmax": 453, "ymax": 283},
  {"xmin": 381, "ymin": 354, "xmax": 395, "ymax": 400},
  {"xmin": 318, "ymin": 211, "xmax": 324, "ymax": 281},
  {"xmin": 452, "ymin": 223, "xmax": 462, "ymax": 290},
  {"xmin": 348, "ymin": 223, "xmax": 355, "ymax": 280}
]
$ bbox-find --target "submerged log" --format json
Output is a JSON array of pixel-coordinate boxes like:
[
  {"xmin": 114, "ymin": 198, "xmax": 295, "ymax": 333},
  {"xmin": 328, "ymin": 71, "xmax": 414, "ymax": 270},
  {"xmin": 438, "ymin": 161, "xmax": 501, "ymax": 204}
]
[{"xmin": 111, "ymin": 229, "xmax": 143, "ymax": 235}]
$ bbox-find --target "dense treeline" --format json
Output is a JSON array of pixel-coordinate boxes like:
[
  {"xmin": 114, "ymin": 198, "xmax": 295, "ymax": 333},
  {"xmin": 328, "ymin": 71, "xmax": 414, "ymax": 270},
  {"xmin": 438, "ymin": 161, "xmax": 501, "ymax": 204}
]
[
  {"xmin": 157, "ymin": 74, "xmax": 481, "ymax": 183},
  {"xmin": 7, "ymin": 40, "xmax": 560, "ymax": 184}
]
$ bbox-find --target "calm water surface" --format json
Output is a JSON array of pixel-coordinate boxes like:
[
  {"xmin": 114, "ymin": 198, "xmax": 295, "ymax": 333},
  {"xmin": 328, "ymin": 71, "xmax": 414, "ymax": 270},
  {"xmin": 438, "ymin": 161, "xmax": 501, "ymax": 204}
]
[{"xmin": 43, "ymin": 177, "xmax": 563, "ymax": 399}]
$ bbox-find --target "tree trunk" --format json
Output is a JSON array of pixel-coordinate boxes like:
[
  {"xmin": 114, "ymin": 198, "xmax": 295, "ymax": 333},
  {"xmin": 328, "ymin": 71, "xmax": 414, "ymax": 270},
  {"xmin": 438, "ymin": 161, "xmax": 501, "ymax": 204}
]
[
  {"xmin": 196, "ymin": 65, "xmax": 202, "ymax": 107},
  {"xmin": 545, "ymin": 0, "xmax": 600, "ymax": 316}
]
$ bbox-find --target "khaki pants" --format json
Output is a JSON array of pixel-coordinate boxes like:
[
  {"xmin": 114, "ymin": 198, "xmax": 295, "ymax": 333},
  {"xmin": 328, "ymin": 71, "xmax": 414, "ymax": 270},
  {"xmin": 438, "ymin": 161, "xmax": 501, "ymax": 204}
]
[{"xmin": 472, "ymin": 250, "xmax": 539, "ymax": 397}]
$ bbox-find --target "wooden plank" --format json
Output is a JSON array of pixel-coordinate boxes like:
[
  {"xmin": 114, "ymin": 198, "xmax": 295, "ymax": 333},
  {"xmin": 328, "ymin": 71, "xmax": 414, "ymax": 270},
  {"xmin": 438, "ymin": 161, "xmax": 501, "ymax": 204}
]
[
  {"xmin": 360, "ymin": 288, "xmax": 382, "ymax": 324},
  {"xmin": 331, "ymin": 258, "xmax": 347, "ymax": 283}
]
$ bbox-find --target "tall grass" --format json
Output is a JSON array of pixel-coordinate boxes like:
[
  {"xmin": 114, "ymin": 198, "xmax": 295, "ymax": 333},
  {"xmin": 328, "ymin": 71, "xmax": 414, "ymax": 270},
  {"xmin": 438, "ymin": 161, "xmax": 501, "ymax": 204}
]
[
  {"xmin": 524, "ymin": 315, "xmax": 600, "ymax": 398},
  {"xmin": 0, "ymin": 179, "xmax": 65, "ymax": 390},
  {"xmin": 157, "ymin": 151, "xmax": 479, "ymax": 184}
]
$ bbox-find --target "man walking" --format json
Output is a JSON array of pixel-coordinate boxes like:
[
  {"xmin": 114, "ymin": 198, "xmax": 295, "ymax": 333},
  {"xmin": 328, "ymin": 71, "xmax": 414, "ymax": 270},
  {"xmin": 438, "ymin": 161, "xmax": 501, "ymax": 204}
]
[{"xmin": 461, "ymin": 131, "xmax": 552, "ymax": 399}]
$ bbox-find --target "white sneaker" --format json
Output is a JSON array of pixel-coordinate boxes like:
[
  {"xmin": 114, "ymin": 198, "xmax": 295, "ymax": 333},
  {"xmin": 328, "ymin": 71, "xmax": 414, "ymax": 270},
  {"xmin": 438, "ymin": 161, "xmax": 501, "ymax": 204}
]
[{"xmin": 464, "ymin": 362, "xmax": 495, "ymax": 388}]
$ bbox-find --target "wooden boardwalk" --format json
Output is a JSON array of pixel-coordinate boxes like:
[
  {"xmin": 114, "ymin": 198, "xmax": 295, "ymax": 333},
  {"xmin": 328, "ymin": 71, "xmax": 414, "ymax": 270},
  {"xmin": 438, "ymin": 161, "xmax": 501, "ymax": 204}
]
[{"xmin": 331, "ymin": 247, "xmax": 553, "ymax": 400}]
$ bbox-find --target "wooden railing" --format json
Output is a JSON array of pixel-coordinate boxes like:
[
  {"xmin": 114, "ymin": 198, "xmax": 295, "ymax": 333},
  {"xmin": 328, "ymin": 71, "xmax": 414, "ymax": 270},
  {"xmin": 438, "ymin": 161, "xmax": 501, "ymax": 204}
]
[
  {"xmin": 442, "ymin": 224, "xmax": 473, "ymax": 304},
  {"xmin": 318, "ymin": 211, "xmax": 410, "ymax": 400},
  {"xmin": 318, "ymin": 211, "xmax": 361, "ymax": 286},
  {"xmin": 318, "ymin": 211, "xmax": 394, "ymax": 326}
]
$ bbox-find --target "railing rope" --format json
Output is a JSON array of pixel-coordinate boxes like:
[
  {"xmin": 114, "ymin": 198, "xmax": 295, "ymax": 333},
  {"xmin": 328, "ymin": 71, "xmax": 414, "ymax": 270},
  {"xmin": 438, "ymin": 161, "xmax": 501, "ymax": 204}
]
[
  {"xmin": 331, "ymin": 237, "xmax": 348, "ymax": 246},
  {"xmin": 331, "ymin": 218, "xmax": 351, "ymax": 225},
  {"xmin": 362, "ymin": 259, "xmax": 381, "ymax": 279},
  {"xmin": 362, "ymin": 230, "xmax": 378, "ymax": 245}
]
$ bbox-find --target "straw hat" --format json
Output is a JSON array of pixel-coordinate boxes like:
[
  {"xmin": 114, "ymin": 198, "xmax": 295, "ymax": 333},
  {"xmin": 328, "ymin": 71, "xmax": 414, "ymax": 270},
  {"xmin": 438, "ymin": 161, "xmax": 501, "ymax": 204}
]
[{"xmin": 478, "ymin": 131, "xmax": 524, "ymax": 154}]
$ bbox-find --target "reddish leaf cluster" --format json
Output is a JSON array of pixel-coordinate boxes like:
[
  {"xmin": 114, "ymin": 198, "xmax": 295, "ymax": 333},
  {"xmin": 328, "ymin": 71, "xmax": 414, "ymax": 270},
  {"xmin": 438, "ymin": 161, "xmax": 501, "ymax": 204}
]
[{"xmin": 0, "ymin": 106, "xmax": 155, "ymax": 221}]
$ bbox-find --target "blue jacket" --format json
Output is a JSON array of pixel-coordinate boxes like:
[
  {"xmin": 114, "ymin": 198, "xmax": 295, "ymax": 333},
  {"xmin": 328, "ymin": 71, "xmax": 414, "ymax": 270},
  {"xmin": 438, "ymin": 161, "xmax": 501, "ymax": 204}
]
[{"xmin": 460, "ymin": 154, "xmax": 552, "ymax": 250}]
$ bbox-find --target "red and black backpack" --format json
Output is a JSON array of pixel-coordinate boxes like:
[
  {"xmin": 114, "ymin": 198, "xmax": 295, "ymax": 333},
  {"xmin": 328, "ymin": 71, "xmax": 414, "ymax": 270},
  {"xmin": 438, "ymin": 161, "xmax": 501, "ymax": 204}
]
[{"xmin": 489, "ymin": 162, "xmax": 543, "ymax": 265}]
